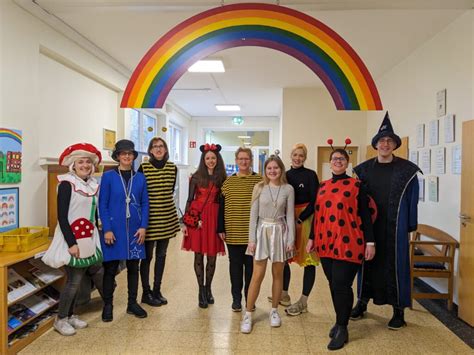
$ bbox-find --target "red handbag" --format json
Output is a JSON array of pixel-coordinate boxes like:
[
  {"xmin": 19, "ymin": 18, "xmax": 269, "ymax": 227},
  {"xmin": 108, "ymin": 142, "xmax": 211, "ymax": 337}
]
[{"xmin": 183, "ymin": 186, "xmax": 214, "ymax": 229}]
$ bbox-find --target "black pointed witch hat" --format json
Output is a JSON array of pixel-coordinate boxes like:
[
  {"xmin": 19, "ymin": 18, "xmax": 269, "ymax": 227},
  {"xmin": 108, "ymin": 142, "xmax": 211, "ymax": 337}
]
[{"xmin": 371, "ymin": 111, "xmax": 401, "ymax": 150}]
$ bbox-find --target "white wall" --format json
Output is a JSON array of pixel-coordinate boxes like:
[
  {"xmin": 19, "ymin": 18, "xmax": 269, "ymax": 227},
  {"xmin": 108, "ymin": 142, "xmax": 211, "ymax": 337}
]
[
  {"xmin": 1, "ymin": 0, "xmax": 127, "ymax": 226},
  {"xmin": 282, "ymin": 88, "xmax": 368, "ymax": 171},
  {"xmin": 366, "ymin": 11, "xmax": 473, "ymax": 300}
]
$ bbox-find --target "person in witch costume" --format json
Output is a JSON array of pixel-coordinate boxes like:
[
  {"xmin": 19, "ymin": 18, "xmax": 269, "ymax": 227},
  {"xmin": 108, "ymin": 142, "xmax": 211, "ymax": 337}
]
[
  {"xmin": 99, "ymin": 139, "xmax": 149, "ymax": 322},
  {"xmin": 47, "ymin": 143, "xmax": 104, "ymax": 336},
  {"xmin": 306, "ymin": 140, "xmax": 376, "ymax": 351},
  {"xmin": 138, "ymin": 137, "xmax": 180, "ymax": 307},
  {"xmin": 182, "ymin": 143, "xmax": 227, "ymax": 308},
  {"xmin": 350, "ymin": 112, "xmax": 420, "ymax": 330}
]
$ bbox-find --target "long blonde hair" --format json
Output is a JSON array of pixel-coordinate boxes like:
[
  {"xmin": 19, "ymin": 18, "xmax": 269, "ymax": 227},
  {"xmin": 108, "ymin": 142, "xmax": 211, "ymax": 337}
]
[{"xmin": 251, "ymin": 155, "xmax": 287, "ymax": 203}]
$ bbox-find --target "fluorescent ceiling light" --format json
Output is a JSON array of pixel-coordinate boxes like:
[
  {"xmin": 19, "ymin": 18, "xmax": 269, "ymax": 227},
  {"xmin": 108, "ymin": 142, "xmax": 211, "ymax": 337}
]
[
  {"xmin": 237, "ymin": 136, "xmax": 251, "ymax": 139},
  {"xmin": 188, "ymin": 60, "xmax": 225, "ymax": 73},
  {"xmin": 243, "ymin": 142, "xmax": 252, "ymax": 146},
  {"xmin": 215, "ymin": 104, "xmax": 241, "ymax": 111}
]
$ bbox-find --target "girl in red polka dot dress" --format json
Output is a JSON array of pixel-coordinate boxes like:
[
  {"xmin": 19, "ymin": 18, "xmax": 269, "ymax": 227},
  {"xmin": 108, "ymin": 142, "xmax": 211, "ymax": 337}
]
[{"xmin": 306, "ymin": 146, "xmax": 376, "ymax": 351}]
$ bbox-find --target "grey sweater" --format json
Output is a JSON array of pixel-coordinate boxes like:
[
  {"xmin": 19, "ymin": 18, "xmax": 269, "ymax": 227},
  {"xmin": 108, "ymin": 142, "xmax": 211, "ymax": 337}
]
[{"xmin": 249, "ymin": 183, "xmax": 295, "ymax": 245}]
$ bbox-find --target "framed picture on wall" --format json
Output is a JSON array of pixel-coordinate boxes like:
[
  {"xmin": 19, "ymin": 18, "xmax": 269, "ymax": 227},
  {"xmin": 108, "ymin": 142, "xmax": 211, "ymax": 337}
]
[
  {"xmin": 103, "ymin": 129, "xmax": 116, "ymax": 150},
  {"xmin": 0, "ymin": 187, "xmax": 19, "ymax": 232}
]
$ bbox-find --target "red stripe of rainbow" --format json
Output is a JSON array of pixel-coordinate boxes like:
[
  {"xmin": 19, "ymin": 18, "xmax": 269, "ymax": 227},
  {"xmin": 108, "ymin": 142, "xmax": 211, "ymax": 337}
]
[
  {"xmin": 0, "ymin": 129, "xmax": 22, "ymax": 144},
  {"xmin": 121, "ymin": 3, "xmax": 382, "ymax": 111}
]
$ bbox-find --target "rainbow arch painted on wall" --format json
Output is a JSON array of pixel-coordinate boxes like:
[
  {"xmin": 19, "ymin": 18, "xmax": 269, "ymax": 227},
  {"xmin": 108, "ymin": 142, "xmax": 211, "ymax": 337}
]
[
  {"xmin": 121, "ymin": 3, "xmax": 382, "ymax": 111},
  {"xmin": 0, "ymin": 129, "xmax": 22, "ymax": 144}
]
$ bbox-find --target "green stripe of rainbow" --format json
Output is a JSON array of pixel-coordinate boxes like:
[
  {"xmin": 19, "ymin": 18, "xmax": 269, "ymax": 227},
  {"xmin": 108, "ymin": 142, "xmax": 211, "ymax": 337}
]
[{"xmin": 0, "ymin": 129, "xmax": 22, "ymax": 144}]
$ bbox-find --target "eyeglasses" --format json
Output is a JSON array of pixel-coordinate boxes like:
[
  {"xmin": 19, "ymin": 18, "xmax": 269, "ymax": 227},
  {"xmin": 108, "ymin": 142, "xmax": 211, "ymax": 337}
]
[
  {"xmin": 237, "ymin": 158, "xmax": 251, "ymax": 161},
  {"xmin": 378, "ymin": 138, "xmax": 395, "ymax": 145},
  {"xmin": 152, "ymin": 144, "xmax": 165, "ymax": 149},
  {"xmin": 119, "ymin": 151, "xmax": 134, "ymax": 156},
  {"xmin": 331, "ymin": 157, "xmax": 347, "ymax": 162}
]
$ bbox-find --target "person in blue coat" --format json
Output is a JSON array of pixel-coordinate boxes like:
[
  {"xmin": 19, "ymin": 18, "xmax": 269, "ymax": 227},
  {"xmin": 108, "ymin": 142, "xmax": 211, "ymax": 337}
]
[
  {"xmin": 350, "ymin": 112, "xmax": 420, "ymax": 330},
  {"xmin": 99, "ymin": 139, "xmax": 149, "ymax": 322}
]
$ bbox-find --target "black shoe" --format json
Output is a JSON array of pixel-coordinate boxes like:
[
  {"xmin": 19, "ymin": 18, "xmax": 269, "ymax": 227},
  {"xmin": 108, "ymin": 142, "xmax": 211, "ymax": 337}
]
[
  {"xmin": 141, "ymin": 291, "xmax": 161, "ymax": 307},
  {"xmin": 329, "ymin": 323, "xmax": 337, "ymax": 338},
  {"xmin": 327, "ymin": 325, "xmax": 348, "ymax": 351},
  {"xmin": 127, "ymin": 303, "xmax": 148, "ymax": 318},
  {"xmin": 153, "ymin": 290, "xmax": 168, "ymax": 305},
  {"xmin": 102, "ymin": 304, "xmax": 113, "ymax": 322},
  {"xmin": 232, "ymin": 301, "xmax": 242, "ymax": 312},
  {"xmin": 350, "ymin": 300, "xmax": 367, "ymax": 320},
  {"xmin": 388, "ymin": 307, "xmax": 407, "ymax": 330},
  {"xmin": 206, "ymin": 285, "xmax": 215, "ymax": 304},
  {"xmin": 198, "ymin": 286, "xmax": 208, "ymax": 309}
]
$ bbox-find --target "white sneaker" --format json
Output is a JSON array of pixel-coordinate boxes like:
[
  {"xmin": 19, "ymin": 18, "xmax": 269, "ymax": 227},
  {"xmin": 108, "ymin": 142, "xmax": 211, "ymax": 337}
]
[
  {"xmin": 54, "ymin": 317, "xmax": 76, "ymax": 336},
  {"xmin": 269, "ymin": 309, "xmax": 281, "ymax": 327},
  {"xmin": 240, "ymin": 314, "xmax": 252, "ymax": 334},
  {"xmin": 68, "ymin": 315, "xmax": 88, "ymax": 329}
]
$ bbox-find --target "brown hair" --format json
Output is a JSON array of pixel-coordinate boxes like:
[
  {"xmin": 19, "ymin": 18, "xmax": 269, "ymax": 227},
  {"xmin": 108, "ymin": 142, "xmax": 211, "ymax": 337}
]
[
  {"xmin": 192, "ymin": 150, "xmax": 227, "ymax": 188},
  {"xmin": 330, "ymin": 149, "xmax": 350, "ymax": 162},
  {"xmin": 234, "ymin": 147, "xmax": 253, "ymax": 161},
  {"xmin": 147, "ymin": 137, "xmax": 169, "ymax": 162}
]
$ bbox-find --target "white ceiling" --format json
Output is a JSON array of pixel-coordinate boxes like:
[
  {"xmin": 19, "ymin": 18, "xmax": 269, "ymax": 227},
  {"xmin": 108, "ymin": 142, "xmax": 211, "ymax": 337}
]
[{"xmin": 19, "ymin": 0, "xmax": 470, "ymax": 117}]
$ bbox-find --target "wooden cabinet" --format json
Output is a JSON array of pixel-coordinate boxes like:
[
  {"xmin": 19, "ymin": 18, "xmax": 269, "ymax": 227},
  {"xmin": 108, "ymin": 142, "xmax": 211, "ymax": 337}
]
[{"xmin": 0, "ymin": 243, "xmax": 64, "ymax": 354}]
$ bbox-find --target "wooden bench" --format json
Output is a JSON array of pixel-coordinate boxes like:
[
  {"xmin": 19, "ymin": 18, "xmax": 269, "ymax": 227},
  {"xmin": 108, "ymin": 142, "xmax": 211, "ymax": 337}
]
[{"xmin": 410, "ymin": 224, "xmax": 459, "ymax": 310}]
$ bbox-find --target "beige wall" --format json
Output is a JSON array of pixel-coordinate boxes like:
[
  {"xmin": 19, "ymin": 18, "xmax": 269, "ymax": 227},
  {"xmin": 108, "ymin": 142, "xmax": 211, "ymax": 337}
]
[
  {"xmin": 282, "ymin": 87, "xmax": 368, "ymax": 172},
  {"xmin": 367, "ymin": 11, "xmax": 473, "ymax": 300}
]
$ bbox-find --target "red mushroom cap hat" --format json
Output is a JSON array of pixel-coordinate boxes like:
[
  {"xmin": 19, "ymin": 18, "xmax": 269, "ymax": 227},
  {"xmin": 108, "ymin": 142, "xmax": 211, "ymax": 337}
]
[{"xmin": 59, "ymin": 143, "xmax": 102, "ymax": 167}]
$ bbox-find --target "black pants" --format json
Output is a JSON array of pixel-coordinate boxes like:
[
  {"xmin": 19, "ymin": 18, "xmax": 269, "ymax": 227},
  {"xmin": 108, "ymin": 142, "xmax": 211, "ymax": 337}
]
[
  {"xmin": 140, "ymin": 239, "xmax": 170, "ymax": 293},
  {"xmin": 103, "ymin": 259, "xmax": 139, "ymax": 306},
  {"xmin": 283, "ymin": 263, "xmax": 316, "ymax": 296},
  {"xmin": 320, "ymin": 257, "xmax": 360, "ymax": 326},
  {"xmin": 227, "ymin": 244, "xmax": 253, "ymax": 303}
]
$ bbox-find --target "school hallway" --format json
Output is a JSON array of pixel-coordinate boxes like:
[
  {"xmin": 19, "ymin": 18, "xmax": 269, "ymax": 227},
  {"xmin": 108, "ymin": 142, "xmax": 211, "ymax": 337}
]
[{"xmin": 19, "ymin": 234, "xmax": 472, "ymax": 354}]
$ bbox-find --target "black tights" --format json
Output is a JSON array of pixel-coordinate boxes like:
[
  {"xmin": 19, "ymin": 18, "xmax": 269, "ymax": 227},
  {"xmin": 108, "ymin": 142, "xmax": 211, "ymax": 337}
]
[
  {"xmin": 194, "ymin": 253, "xmax": 217, "ymax": 287},
  {"xmin": 320, "ymin": 257, "xmax": 360, "ymax": 326},
  {"xmin": 140, "ymin": 239, "xmax": 169, "ymax": 293},
  {"xmin": 283, "ymin": 263, "xmax": 316, "ymax": 296}
]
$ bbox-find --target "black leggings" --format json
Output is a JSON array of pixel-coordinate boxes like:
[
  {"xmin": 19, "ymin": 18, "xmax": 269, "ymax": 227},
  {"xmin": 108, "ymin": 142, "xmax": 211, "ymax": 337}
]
[
  {"xmin": 283, "ymin": 263, "xmax": 316, "ymax": 297},
  {"xmin": 227, "ymin": 244, "xmax": 253, "ymax": 302},
  {"xmin": 320, "ymin": 257, "xmax": 360, "ymax": 326},
  {"xmin": 103, "ymin": 259, "xmax": 139, "ymax": 306},
  {"xmin": 140, "ymin": 239, "xmax": 170, "ymax": 293}
]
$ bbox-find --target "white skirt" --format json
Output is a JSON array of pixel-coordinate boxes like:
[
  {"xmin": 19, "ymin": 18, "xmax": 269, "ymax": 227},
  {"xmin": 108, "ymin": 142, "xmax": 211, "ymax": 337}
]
[{"xmin": 247, "ymin": 218, "xmax": 294, "ymax": 262}]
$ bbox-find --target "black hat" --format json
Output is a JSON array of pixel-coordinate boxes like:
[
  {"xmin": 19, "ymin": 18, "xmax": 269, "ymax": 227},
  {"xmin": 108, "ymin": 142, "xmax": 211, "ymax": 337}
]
[
  {"xmin": 371, "ymin": 111, "xmax": 401, "ymax": 150},
  {"xmin": 111, "ymin": 139, "xmax": 138, "ymax": 162}
]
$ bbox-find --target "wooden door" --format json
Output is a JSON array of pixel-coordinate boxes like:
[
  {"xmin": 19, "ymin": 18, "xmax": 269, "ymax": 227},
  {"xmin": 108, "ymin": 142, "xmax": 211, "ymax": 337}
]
[
  {"xmin": 458, "ymin": 120, "xmax": 474, "ymax": 325},
  {"xmin": 317, "ymin": 146, "xmax": 358, "ymax": 180}
]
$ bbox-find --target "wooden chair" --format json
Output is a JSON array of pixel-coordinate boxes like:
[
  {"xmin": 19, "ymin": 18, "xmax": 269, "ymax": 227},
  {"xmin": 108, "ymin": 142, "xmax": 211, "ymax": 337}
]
[{"xmin": 410, "ymin": 224, "xmax": 459, "ymax": 310}]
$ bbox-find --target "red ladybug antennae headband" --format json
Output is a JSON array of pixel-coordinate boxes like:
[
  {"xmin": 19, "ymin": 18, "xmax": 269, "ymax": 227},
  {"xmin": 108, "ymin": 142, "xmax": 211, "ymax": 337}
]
[{"xmin": 326, "ymin": 137, "xmax": 352, "ymax": 151}]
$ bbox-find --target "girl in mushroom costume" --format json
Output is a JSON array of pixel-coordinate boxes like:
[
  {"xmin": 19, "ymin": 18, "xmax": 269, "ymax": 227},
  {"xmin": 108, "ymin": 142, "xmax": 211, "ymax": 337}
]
[{"xmin": 42, "ymin": 143, "xmax": 104, "ymax": 336}]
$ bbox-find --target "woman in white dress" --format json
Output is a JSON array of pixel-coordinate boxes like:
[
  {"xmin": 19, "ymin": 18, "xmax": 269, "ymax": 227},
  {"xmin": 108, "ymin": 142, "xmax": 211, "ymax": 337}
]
[{"xmin": 240, "ymin": 154, "xmax": 295, "ymax": 333}]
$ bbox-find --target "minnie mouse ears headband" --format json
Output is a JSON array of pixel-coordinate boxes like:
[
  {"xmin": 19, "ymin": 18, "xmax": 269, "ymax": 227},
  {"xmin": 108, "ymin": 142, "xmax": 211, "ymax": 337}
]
[
  {"xmin": 200, "ymin": 143, "xmax": 222, "ymax": 153},
  {"xmin": 327, "ymin": 138, "xmax": 352, "ymax": 151}
]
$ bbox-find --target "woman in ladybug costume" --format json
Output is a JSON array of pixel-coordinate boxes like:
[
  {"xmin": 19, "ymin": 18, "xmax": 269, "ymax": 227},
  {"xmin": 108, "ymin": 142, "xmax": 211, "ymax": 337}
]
[
  {"xmin": 306, "ymin": 145, "xmax": 376, "ymax": 351},
  {"xmin": 48, "ymin": 143, "xmax": 104, "ymax": 336}
]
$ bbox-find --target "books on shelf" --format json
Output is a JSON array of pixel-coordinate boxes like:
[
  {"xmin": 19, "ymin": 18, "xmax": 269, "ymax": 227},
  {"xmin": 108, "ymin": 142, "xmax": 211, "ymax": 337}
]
[
  {"xmin": 7, "ymin": 269, "xmax": 37, "ymax": 304},
  {"xmin": 28, "ymin": 258, "xmax": 64, "ymax": 284}
]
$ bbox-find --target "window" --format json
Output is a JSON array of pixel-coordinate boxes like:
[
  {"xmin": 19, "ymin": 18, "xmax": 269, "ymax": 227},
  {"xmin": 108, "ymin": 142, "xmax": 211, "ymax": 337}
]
[
  {"xmin": 129, "ymin": 109, "xmax": 157, "ymax": 152},
  {"xmin": 169, "ymin": 123, "xmax": 184, "ymax": 164}
]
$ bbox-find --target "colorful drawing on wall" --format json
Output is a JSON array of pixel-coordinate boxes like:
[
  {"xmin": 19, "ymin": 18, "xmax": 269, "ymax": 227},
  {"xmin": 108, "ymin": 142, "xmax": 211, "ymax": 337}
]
[
  {"xmin": 0, "ymin": 187, "xmax": 19, "ymax": 232},
  {"xmin": 121, "ymin": 3, "xmax": 382, "ymax": 111},
  {"xmin": 0, "ymin": 128, "xmax": 22, "ymax": 183}
]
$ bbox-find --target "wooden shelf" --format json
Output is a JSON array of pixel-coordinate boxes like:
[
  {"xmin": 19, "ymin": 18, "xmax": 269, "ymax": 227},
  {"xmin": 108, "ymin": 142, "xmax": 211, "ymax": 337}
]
[
  {"xmin": 8, "ymin": 276, "xmax": 62, "ymax": 307},
  {"xmin": 8, "ymin": 301, "xmax": 58, "ymax": 335},
  {"xmin": 7, "ymin": 316, "xmax": 55, "ymax": 355}
]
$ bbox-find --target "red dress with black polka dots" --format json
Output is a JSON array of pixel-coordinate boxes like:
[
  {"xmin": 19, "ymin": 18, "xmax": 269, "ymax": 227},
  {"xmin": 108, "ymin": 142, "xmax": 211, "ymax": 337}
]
[{"xmin": 314, "ymin": 177, "xmax": 367, "ymax": 264}]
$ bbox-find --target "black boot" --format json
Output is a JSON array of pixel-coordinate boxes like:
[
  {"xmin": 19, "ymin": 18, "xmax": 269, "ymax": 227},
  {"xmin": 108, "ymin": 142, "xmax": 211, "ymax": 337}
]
[
  {"xmin": 141, "ymin": 290, "xmax": 161, "ymax": 307},
  {"xmin": 388, "ymin": 307, "xmax": 407, "ymax": 330},
  {"xmin": 198, "ymin": 286, "xmax": 208, "ymax": 309},
  {"xmin": 350, "ymin": 300, "xmax": 367, "ymax": 320},
  {"xmin": 329, "ymin": 323, "xmax": 337, "ymax": 338},
  {"xmin": 327, "ymin": 325, "xmax": 348, "ymax": 350},
  {"xmin": 127, "ymin": 303, "xmax": 148, "ymax": 318},
  {"xmin": 102, "ymin": 303, "xmax": 113, "ymax": 322},
  {"xmin": 153, "ymin": 289, "xmax": 168, "ymax": 305},
  {"xmin": 205, "ymin": 285, "xmax": 215, "ymax": 304}
]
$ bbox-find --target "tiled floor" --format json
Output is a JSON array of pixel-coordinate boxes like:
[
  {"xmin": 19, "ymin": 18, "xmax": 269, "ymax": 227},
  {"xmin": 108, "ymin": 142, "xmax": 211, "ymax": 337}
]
[{"xmin": 20, "ymin": 235, "xmax": 473, "ymax": 354}]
